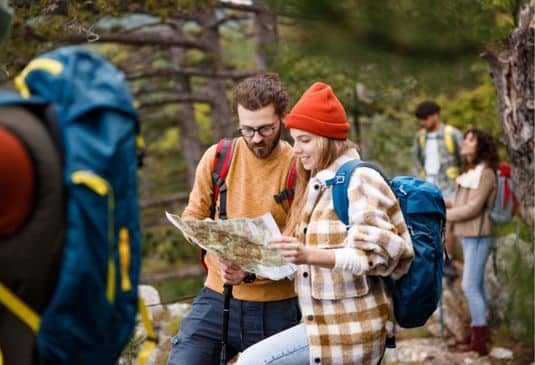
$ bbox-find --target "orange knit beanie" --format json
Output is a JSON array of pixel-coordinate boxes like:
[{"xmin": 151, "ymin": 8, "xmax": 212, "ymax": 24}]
[{"xmin": 285, "ymin": 82, "xmax": 350, "ymax": 140}]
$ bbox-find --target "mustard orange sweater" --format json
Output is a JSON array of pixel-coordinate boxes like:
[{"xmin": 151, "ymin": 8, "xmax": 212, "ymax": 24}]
[{"xmin": 182, "ymin": 138, "xmax": 296, "ymax": 301}]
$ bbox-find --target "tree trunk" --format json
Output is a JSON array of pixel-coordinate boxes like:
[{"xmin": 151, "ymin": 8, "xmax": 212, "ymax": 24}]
[
  {"xmin": 200, "ymin": 10, "xmax": 233, "ymax": 141},
  {"xmin": 178, "ymin": 76, "xmax": 203, "ymax": 187},
  {"xmin": 485, "ymin": 2, "xmax": 535, "ymax": 229},
  {"xmin": 170, "ymin": 47, "xmax": 203, "ymax": 188},
  {"xmin": 253, "ymin": 0, "xmax": 278, "ymax": 71}
]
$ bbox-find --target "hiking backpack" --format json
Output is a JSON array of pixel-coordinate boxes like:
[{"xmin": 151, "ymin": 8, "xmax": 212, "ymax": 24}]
[
  {"xmin": 326, "ymin": 160, "xmax": 446, "ymax": 329},
  {"xmin": 200, "ymin": 138, "xmax": 296, "ymax": 269},
  {"xmin": 488, "ymin": 162, "xmax": 517, "ymax": 224},
  {"xmin": 0, "ymin": 47, "xmax": 153, "ymax": 365}
]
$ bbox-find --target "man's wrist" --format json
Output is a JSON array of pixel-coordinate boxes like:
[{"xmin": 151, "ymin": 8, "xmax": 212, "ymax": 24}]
[{"xmin": 242, "ymin": 272, "xmax": 256, "ymax": 283}]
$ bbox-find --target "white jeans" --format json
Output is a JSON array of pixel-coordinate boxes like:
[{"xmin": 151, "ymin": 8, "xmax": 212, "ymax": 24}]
[{"xmin": 236, "ymin": 323, "xmax": 309, "ymax": 365}]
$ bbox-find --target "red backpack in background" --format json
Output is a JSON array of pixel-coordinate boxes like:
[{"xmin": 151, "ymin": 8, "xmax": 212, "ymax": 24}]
[{"xmin": 489, "ymin": 163, "xmax": 518, "ymax": 224}]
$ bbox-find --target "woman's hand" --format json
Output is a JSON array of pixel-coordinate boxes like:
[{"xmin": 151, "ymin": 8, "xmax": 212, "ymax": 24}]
[{"xmin": 271, "ymin": 236, "xmax": 311, "ymax": 265}]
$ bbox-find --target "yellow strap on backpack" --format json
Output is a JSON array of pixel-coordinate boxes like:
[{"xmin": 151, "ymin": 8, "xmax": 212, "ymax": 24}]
[
  {"xmin": 419, "ymin": 126, "xmax": 456, "ymax": 155},
  {"xmin": 119, "ymin": 228, "xmax": 132, "ymax": 291},
  {"xmin": 14, "ymin": 58, "xmax": 63, "ymax": 99},
  {"xmin": 0, "ymin": 347, "xmax": 3, "ymax": 365},
  {"xmin": 418, "ymin": 130, "xmax": 425, "ymax": 150},
  {"xmin": 444, "ymin": 125, "xmax": 455, "ymax": 154},
  {"xmin": 137, "ymin": 297, "xmax": 157, "ymax": 365},
  {"xmin": 0, "ymin": 282, "xmax": 41, "ymax": 333}
]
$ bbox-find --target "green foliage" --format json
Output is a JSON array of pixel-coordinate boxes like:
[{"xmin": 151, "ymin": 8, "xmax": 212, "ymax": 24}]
[
  {"xmin": 271, "ymin": 34, "xmax": 354, "ymax": 107},
  {"xmin": 270, "ymin": 0, "xmax": 523, "ymax": 60},
  {"xmin": 194, "ymin": 103, "xmax": 214, "ymax": 144},
  {"xmin": 220, "ymin": 18, "xmax": 256, "ymax": 70},
  {"xmin": 142, "ymin": 226, "xmax": 198, "ymax": 263},
  {"xmin": 440, "ymin": 71, "xmax": 500, "ymax": 135},
  {"xmin": 155, "ymin": 276, "xmax": 204, "ymax": 304},
  {"xmin": 153, "ymin": 127, "xmax": 180, "ymax": 151}
]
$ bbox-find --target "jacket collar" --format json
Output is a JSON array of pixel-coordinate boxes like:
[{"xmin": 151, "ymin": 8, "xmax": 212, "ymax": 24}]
[
  {"xmin": 300, "ymin": 148, "xmax": 360, "ymax": 226},
  {"xmin": 456, "ymin": 163, "xmax": 485, "ymax": 189},
  {"xmin": 312, "ymin": 148, "xmax": 360, "ymax": 185}
]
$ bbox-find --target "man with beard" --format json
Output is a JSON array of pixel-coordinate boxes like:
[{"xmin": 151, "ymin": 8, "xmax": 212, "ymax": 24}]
[{"xmin": 167, "ymin": 73, "xmax": 300, "ymax": 365}]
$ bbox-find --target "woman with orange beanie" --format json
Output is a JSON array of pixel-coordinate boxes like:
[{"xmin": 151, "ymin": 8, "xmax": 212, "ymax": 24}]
[{"xmin": 237, "ymin": 82, "xmax": 414, "ymax": 365}]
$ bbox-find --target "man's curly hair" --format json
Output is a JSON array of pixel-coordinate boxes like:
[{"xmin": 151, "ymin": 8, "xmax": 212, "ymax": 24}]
[{"xmin": 232, "ymin": 73, "xmax": 289, "ymax": 119}]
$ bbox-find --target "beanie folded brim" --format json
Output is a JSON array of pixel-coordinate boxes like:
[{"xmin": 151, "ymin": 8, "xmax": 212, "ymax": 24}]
[{"xmin": 285, "ymin": 112, "xmax": 349, "ymax": 140}]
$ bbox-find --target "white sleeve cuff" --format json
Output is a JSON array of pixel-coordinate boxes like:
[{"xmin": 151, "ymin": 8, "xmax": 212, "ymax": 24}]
[{"xmin": 333, "ymin": 248, "xmax": 368, "ymax": 275}]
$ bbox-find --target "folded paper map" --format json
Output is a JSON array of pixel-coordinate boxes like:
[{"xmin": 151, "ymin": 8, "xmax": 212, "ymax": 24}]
[{"xmin": 165, "ymin": 211, "xmax": 296, "ymax": 280}]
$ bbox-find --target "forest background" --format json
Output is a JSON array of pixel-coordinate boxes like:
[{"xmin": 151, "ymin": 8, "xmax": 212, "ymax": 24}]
[{"xmin": 1, "ymin": 0, "xmax": 533, "ymax": 353}]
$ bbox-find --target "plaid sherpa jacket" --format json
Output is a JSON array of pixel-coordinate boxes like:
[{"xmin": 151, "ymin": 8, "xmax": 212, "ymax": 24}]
[{"xmin": 294, "ymin": 149, "xmax": 414, "ymax": 365}]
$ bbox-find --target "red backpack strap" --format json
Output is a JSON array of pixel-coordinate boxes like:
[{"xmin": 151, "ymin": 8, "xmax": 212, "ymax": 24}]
[
  {"xmin": 274, "ymin": 159, "xmax": 296, "ymax": 206},
  {"xmin": 201, "ymin": 138, "xmax": 235, "ymax": 271},
  {"xmin": 211, "ymin": 138, "xmax": 235, "ymax": 220}
]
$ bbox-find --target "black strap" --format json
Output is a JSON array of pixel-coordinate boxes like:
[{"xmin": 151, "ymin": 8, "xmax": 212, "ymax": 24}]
[
  {"xmin": 219, "ymin": 183, "xmax": 228, "ymax": 220},
  {"xmin": 273, "ymin": 188, "xmax": 294, "ymax": 204}
]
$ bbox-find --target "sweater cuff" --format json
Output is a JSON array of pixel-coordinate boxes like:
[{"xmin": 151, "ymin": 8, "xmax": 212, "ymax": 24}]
[{"xmin": 333, "ymin": 248, "xmax": 369, "ymax": 275}]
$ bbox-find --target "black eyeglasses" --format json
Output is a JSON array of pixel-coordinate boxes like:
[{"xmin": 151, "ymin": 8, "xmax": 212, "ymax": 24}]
[{"xmin": 237, "ymin": 123, "xmax": 277, "ymax": 138}]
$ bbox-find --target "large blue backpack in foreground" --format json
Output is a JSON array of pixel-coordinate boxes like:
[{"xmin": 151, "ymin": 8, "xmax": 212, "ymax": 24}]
[
  {"xmin": 0, "ymin": 47, "xmax": 142, "ymax": 364},
  {"xmin": 327, "ymin": 160, "xmax": 446, "ymax": 328}
]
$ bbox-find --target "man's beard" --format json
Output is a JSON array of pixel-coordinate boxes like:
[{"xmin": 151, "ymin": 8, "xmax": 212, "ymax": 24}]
[{"xmin": 244, "ymin": 128, "xmax": 281, "ymax": 159}]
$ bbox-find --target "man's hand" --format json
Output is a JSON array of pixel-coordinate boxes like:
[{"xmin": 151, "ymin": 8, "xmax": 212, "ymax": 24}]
[{"xmin": 217, "ymin": 257, "xmax": 248, "ymax": 285}]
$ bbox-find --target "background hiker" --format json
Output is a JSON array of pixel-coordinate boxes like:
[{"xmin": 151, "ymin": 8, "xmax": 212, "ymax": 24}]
[
  {"xmin": 237, "ymin": 82, "xmax": 414, "ymax": 365},
  {"xmin": 167, "ymin": 73, "xmax": 301, "ymax": 365},
  {"xmin": 1, "ymin": 46, "xmax": 144, "ymax": 365},
  {"xmin": 446, "ymin": 128, "xmax": 499, "ymax": 356},
  {"xmin": 412, "ymin": 100, "xmax": 463, "ymax": 277}
]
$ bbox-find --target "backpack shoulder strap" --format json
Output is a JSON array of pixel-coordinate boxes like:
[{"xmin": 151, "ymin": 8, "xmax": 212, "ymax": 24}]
[
  {"xmin": 201, "ymin": 138, "xmax": 235, "ymax": 271},
  {"xmin": 286, "ymin": 160, "xmax": 297, "ymax": 205},
  {"xmin": 274, "ymin": 159, "xmax": 297, "ymax": 205},
  {"xmin": 210, "ymin": 138, "xmax": 236, "ymax": 220},
  {"xmin": 326, "ymin": 160, "xmax": 389, "ymax": 226},
  {"xmin": 444, "ymin": 125, "xmax": 457, "ymax": 154},
  {"xmin": 416, "ymin": 129, "xmax": 426, "ymax": 164},
  {"xmin": 445, "ymin": 125, "xmax": 462, "ymax": 168},
  {"xmin": 0, "ymin": 282, "xmax": 40, "ymax": 333}
]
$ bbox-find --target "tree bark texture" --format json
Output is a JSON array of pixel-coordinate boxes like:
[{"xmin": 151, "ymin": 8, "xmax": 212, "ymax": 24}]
[
  {"xmin": 485, "ymin": 2, "xmax": 535, "ymax": 229},
  {"xmin": 170, "ymin": 47, "xmax": 204, "ymax": 188},
  {"xmin": 254, "ymin": 0, "xmax": 279, "ymax": 70},
  {"xmin": 200, "ymin": 10, "xmax": 234, "ymax": 142}
]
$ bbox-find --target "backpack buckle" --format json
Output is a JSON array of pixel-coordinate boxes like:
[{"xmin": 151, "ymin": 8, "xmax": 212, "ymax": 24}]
[{"xmin": 335, "ymin": 175, "xmax": 345, "ymax": 184}]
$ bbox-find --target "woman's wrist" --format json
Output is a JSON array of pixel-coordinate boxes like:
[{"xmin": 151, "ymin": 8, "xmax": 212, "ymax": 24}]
[{"xmin": 306, "ymin": 247, "xmax": 335, "ymax": 269}]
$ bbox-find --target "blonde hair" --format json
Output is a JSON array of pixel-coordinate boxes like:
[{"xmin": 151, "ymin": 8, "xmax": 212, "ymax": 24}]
[{"xmin": 284, "ymin": 137, "xmax": 358, "ymax": 236}]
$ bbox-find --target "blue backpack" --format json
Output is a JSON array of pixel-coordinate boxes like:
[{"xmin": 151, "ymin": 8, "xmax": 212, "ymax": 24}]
[
  {"xmin": 0, "ymin": 47, "xmax": 151, "ymax": 364},
  {"xmin": 326, "ymin": 160, "xmax": 446, "ymax": 328}
]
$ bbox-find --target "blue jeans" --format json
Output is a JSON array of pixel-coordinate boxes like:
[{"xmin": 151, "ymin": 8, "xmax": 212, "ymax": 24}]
[
  {"xmin": 167, "ymin": 287, "xmax": 301, "ymax": 365},
  {"xmin": 237, "ymin": 323, "xmax": 309, "ymax": 365},
  {"xmin": 461, "ymin": 236, "xmax": 494, "ymax": 326}
]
